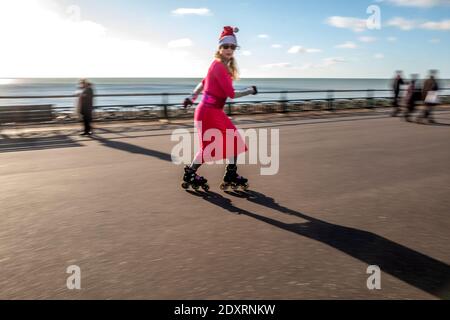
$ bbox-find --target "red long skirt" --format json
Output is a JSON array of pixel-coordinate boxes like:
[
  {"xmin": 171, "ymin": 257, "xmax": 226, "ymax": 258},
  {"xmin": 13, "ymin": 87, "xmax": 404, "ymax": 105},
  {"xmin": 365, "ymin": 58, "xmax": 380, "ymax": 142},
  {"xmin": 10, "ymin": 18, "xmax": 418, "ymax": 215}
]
[{"xmin": 194, "ymin": 103, "xmax": 248, "ymax": 163}]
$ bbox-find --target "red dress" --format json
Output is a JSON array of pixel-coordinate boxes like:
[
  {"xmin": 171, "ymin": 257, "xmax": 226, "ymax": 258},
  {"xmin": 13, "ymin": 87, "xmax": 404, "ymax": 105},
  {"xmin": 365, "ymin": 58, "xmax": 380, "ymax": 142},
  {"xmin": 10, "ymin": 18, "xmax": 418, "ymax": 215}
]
[{"xmin": 194, "ymin": 60, "xmax": 248, "ymax": 163}]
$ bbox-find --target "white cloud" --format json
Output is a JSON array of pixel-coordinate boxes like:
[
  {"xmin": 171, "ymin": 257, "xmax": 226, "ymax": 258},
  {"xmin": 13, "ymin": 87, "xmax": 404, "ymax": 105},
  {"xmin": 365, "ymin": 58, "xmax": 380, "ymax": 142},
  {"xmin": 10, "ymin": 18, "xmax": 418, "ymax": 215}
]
[
  {"xmin": 358, "ymin": 36, "xmax": 377, "ymax": 43},
  {"xmin": 258, "ymin": 34, "xmax": 270, "ymax": 39},
  {"xmin": 387, "ymin": 17, "xmax": 417, "ymax": 30},
  {"xmin": 240, "ymin": 50, "xmax": 252, "ymax": 56},
  {"xmin": 374, "ymin": 53, "xmax": 385, "ymax": 59},
  {"xmin": 429, "ymin": 38, "xmax": 441, "ymax": 43},
  {"xmin": 168, "ymin": 38, "xmax": 193, "ymax": 48},
  {"xmin": 287, "ymin": 46, "xmax": 301, "ymax": 54},
  {"xmin": 386, "ymin": 0, "xmax": 450, "ymax": 7},
  {"xmin": 0, "ymin": 1, "xmax": 206, "ymax": 77},
  {"xmin": 387, "ymin": 37, "xmax": 398, "ymax": 42},
  {"xmin": 261, "ymin": 57, "xmax": 345, "ymax": 71},
  {"xmin": 388, "ymin": 17, "xmax": 450, "ymax": 31},
  {"xmin": 271, "ymin": 44, "xmax": 282, "ymax": 48},
  {"xmin": 420, "ymin": 20, "xmax": 450, "ymax": 30},
  {"xmin": 288, "ymin": 46, "xmax": 322, "ymax": 54},
  {"xmin": 326, "ymin": 16, "xmax": 367, "ymax": 32},
  {"xmin": 295, "ymin": 64, "xmax": 314, "ymax": 71},
  {"xmin": 305, "ymin": 48, "xmax": 322, "ymax": 53},
  {"xmin": 319, "ymin": 57, "xmax": 346, "ymax": 67},
  {"xmin": 336, "ymin": 41, "xmax": 358, "ymax": 49},
  {"xmin": 172, "ymin": 8, "xmax": 212, "ymax": 16},
  {"xmin": 261, "ymin": 62, "xmax": 292, "ymax": 69},
  {"xmin": 299, "ymin": 58, "xmax": 346, "ymax": 70}
]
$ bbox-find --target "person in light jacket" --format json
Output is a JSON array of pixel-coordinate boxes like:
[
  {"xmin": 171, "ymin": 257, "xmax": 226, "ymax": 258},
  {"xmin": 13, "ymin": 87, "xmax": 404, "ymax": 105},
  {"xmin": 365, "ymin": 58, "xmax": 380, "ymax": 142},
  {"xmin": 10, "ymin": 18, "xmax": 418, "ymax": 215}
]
[{"xmin": 418, "ymin": 70, "xmax": 440, "ymax": 124}]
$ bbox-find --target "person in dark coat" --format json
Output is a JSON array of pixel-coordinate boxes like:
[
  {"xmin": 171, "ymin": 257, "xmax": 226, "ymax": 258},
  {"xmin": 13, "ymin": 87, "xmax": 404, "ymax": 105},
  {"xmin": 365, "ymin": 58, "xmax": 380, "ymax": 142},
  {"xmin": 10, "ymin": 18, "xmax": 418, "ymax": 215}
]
[
  {"xmin": 77, "ymin": 79, "xmax": 94, "ymax": 136},
  {"xmin": 391, "ymin": 70, "xmax": 404, "ymax": 117},
  {"xmin": 403, "ymin": 74, "xmax": 421, "ymax": 122},
  {"xmin": 418, "ymin": 70, "xmax": 439, "ymax": 124}
]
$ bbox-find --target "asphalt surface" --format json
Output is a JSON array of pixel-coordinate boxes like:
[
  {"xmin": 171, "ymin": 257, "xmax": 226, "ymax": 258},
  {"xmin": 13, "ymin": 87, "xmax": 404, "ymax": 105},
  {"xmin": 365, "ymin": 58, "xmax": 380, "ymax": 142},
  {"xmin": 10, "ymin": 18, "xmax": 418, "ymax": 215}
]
[{"xmin": 1, "ymin": 111, "xmax": 450, "ymax": 299}]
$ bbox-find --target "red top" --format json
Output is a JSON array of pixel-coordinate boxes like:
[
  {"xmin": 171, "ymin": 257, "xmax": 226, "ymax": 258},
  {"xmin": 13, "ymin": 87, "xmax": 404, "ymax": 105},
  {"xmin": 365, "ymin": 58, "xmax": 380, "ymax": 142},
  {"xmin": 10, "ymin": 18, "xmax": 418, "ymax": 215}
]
[{"xmin": 202, "ymin": 60, "xmax": 235, "ymax": 100}]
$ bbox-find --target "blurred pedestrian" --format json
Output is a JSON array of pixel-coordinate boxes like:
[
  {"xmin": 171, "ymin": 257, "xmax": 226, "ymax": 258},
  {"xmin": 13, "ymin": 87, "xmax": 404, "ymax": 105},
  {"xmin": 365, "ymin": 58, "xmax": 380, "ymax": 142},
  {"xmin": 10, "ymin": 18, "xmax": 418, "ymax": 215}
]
[
  {"xmin": 418, "ymin": 70, "xmax": 440, "ymax": 124},
  {"xmin": 403, "ymin": 74, "xmax": 421, "ymax": 122},
  {"xmin": 391, "ymin": 70, "xmax": 404, "ymax": 117},
  {"xmin": 77, "ymin": 79, "xmax": 94, "ymax": 136}
]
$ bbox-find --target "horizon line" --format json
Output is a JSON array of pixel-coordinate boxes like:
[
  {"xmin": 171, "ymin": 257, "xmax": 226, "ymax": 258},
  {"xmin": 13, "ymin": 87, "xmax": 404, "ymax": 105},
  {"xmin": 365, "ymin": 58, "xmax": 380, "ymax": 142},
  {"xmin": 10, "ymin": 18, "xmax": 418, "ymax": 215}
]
[{"xmin": 2, "ymin": 77, "xmax": 448, "ymax": 80}]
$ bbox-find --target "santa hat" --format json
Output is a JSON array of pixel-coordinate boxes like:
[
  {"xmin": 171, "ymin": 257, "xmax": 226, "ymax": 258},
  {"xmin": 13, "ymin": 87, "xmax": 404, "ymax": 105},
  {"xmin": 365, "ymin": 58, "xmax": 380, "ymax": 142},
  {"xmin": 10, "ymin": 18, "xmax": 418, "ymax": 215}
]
[{"xmin": 219, "ymin": 26, "xmax": 239, "ymax": 47}]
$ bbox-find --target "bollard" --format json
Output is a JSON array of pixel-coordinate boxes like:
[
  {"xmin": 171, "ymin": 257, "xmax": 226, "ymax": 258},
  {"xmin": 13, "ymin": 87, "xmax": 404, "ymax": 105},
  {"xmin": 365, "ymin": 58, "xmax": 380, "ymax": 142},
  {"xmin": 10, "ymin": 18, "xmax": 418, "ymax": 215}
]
[
  {"xmin": 162, "ymin": 93, "xmax": 169, "ymax": 119},
  {"xmin": 227, "ymin": 103, "xmax": 232, "ymax": 116},
  {"xmin": 327, "ymin": 90, "xmax": 335, "ymax": 111},
  {"xmin": 367, "ymin": 89, "xmax": 375, "ymax": 109},
  {"xmin": 280, "ymin": 91, "xmax": 288, "ymax": 113}
]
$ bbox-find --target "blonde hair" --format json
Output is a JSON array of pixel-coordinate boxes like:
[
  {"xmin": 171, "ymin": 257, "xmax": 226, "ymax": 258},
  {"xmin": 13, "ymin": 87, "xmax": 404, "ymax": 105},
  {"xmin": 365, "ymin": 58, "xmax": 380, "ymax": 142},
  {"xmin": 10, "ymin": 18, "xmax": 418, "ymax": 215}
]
[{"xmin": 215, "ymin": 51, "xmax": 240, "ymax": 81}]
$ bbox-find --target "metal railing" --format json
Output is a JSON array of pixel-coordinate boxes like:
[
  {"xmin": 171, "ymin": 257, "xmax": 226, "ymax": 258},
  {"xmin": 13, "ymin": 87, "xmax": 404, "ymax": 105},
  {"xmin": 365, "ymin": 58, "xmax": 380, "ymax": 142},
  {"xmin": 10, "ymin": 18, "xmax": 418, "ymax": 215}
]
[{"xmin": 1, "ymin": 88, "xmax": 449, "ymax": 125}]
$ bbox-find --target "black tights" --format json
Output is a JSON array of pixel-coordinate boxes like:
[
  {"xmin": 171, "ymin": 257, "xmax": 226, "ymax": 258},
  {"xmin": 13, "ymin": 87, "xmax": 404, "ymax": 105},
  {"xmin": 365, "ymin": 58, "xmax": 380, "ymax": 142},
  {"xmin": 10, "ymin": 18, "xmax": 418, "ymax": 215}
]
[{"xmin": 190, "ymin": 157, "xmax": 238, "ymax": 172}]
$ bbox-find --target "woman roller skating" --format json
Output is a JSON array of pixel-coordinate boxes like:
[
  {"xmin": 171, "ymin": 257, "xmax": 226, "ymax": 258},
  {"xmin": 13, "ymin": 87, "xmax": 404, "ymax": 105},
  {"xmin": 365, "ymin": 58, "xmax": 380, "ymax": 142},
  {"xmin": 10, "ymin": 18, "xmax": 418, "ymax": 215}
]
[{"xmin": 181, "ymin": 26, "xmax": 258, "ymax": 192}]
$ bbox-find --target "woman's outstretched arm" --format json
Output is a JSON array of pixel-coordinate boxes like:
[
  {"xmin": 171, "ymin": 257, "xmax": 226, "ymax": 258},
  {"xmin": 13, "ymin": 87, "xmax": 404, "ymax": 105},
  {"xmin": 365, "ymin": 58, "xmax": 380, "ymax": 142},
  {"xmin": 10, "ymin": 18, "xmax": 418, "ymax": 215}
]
[
  {"xmin": 191, "ymin": 80, "xmax": 205, "ymax": 101},
  {"xmin": 234, "ymin": 86, "xmax": 257, "ymax": 98},
  {"xmin": 183, "ymin": 79, "xmax": 205, "ymax": 108}
]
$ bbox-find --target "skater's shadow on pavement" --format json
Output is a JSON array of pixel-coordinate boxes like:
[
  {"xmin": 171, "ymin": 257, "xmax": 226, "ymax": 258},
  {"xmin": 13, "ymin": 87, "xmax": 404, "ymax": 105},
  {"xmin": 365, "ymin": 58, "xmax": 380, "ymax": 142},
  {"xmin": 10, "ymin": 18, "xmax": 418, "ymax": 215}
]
[
  {"xmin": 413, "ymin": 119, "xmax": 450, "ymax": 127},
  {"xmin": 188, "ymin": 190, "xmax": 450, "ymax": 299},
  {"xmin": 91, "ymin": 134, "xmax": 173, "ymax": 162},
  {"xmin": 428, "ymin": 122, "xmax": 450, "ymax": 127}
]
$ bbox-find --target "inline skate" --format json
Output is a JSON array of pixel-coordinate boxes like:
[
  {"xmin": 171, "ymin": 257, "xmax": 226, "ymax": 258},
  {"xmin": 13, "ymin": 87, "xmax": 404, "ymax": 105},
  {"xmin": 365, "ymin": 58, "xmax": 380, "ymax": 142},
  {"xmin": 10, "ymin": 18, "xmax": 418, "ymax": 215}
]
[
  {"xmin": 181, "ymin": 166, "xmax": 210, "ymax": 192},
  {"xmin": 219, "ymin": 165, "xmax": 249, "ymax": 191}
]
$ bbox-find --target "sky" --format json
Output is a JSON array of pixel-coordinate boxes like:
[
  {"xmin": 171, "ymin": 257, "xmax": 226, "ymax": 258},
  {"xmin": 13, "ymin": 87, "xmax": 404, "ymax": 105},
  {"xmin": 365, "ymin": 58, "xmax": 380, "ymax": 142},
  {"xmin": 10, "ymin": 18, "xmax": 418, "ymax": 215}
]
[{"xmin": 0, "ymin": 0, "xmax": 449, "ymax": 78}]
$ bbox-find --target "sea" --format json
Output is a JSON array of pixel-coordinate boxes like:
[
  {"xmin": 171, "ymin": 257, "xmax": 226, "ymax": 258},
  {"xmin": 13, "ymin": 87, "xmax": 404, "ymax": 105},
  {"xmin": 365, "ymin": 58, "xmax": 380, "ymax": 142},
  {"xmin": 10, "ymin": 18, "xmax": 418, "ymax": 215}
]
[{"xmin": 1, "ymin": 78, "xmax": 449, "ymax": 112}]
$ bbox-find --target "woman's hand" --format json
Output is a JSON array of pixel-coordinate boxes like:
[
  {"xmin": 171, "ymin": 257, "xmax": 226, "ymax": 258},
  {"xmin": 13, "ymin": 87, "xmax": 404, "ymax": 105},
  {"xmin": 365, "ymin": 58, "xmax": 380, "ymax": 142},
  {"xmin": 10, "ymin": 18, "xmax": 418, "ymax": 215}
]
[{"xmin": 252, "ymin": 86, "xmax": 258, "ymax": 95}]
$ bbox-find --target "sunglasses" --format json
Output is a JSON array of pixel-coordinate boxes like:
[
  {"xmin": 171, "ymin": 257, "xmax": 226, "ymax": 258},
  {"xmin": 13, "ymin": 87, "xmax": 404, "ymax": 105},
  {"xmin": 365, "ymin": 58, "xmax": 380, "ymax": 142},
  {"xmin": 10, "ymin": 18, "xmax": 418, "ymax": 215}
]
[{"xmin": 221, "ymin": 44, "xmax": 238, "ymax": 50}]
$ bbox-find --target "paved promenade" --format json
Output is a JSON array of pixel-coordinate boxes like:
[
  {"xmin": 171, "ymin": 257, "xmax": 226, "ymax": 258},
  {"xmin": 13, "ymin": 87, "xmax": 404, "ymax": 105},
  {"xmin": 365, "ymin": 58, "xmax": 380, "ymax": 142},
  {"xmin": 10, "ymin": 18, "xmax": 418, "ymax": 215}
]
[{"xmin": 1, "ymin": 110, "xmax": 449, "ymax": 299}]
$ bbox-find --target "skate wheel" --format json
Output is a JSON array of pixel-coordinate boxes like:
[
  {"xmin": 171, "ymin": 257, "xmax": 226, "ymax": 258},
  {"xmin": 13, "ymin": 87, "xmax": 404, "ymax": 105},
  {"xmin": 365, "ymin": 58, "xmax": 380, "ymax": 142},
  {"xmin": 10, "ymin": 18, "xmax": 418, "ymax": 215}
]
[
  {"xmin": 202, "ymin": 184, "xmax": 210, "ymax": 192},
  {"xmin": 242, "ymin": 183, "xmax": 250, "ymax": 191},
  {"xmin": 181, "ymin": 182, "xmax": 190, "ymax": 190},
  {"xmin": 231, "ymin": 184, "xmax": 239, "ymax": 191},
  {"xmin": 192, "ymin": 184, "xmax": 200, "ymax": 191},
  {"xmin": 220, "ymin": 183, "xmax": 228, "ymax": 191}
]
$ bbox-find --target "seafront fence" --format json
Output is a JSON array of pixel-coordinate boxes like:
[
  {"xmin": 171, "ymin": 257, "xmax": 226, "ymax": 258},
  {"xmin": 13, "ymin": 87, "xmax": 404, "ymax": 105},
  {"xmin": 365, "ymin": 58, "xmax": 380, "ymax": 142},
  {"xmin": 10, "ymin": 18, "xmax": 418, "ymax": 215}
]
[{"xmin": 1, "ymin": 88, "xmax": 449, "ymax": 125}]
